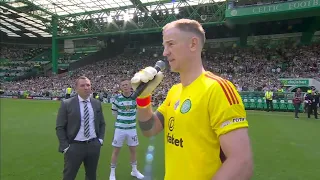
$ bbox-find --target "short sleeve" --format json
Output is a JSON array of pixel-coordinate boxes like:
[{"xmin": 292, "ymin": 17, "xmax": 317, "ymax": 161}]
[
  {"xmin": 156, "ymin": 85, "xmax": 176, "ymax": 117},
  {"xmin": 208, "ymin": 80, "xmax": 248, "ymax": 137},
  {"xmin": 111, "ymin": 97, "xmax": 118, "ymax": 111}
]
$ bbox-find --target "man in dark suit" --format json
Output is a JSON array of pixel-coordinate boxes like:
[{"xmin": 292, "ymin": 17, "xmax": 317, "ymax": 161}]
[
  {"xmin": 305, "ymin": 90, "xmax": 318, "ymax": 119},
  {"xmin": 56, "ymin": 76, "xmax": 106, "ymax": 180}
]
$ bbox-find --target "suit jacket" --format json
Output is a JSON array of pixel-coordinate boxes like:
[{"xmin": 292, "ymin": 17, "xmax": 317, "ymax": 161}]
[{"xmin": 56, "ymin": 96, "xmax": 106, "ymax": 153}]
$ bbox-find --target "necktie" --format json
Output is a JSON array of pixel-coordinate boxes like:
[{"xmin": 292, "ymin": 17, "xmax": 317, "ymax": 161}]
[{"xmin": 83, "ymin": 100, "xmax": 90, "ymax": 138}]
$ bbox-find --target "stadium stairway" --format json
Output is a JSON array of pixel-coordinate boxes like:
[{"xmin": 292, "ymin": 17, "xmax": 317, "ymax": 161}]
[
  {"xmin": 68, "ymin": 46, "xmax": 124, "ymax": 71},
  {"xmin": 28, "ymin": 50, "xmax": 51, "ymax": 63}
]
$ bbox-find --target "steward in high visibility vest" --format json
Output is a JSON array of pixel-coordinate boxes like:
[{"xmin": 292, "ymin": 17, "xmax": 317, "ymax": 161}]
[
  {"xmin": 265, "ymin": 90, "xmax": 274, "ymax": 112},
  {"xmin": 65, "ymin": 87, "xmax": 72, "ymax": 99}
]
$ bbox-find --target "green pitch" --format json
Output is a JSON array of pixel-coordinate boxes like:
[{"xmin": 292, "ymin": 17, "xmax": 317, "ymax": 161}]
[{"xmin": 1, "ymin": 99, "xmax": 319, "ymax": 180}]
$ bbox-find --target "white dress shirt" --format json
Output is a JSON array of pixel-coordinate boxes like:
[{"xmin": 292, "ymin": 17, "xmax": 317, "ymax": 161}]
[{"xmin": 74, "ymin": 95, "xmax": 100, "ymax": 142}]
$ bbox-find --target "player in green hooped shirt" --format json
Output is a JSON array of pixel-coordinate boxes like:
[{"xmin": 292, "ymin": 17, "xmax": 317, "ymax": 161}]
[{"xmin": 109, "ymin": 78, "xmax": 144, "ymax": 180}]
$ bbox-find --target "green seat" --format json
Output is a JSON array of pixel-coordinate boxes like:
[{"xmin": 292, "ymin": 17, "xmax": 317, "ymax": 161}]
[
  {"xmin": 243, "ymin": 99, "xmax": 250, "ymax": 109},
  {"xmin": 287, "ymin": 100, "xmax": 295, "ymax": 111},
  {"xmin": 272, "ymin": 100, "xmax": 279, "ymax": 111},
  {"xmin": 249, "ymin": 98, "xmax": 257, "ymax": 110},
  {"xmin": 279, "ymin": 99, "xmax": 287, "ymax": 111},
  {"xmin": 256, "ymin": 98, "xmax": 265, "ymax": 110}
]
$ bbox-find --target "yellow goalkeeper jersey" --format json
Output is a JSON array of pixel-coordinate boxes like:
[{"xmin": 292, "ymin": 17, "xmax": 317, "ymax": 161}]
[{"xmin": 157, "ymin": 71, "xmax": 248, "ymax": 180}]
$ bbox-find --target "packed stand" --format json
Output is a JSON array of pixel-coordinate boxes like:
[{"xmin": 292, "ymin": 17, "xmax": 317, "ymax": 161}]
[
  {"xmin": 0, "ymin": 44, "xmax": 51, "ymax": 81},
  {"xmin": 58, "ymin": 52, "xmax": 91, "ymax": 64},
  {"xmin": 1, "ymin": 44, "xmax": 320, "ymax": 106},
  {"xmin": 204, "ymin": 44, "xmax": 320, "ymax": 92},
  {"xmin": 0, "ymin": 45, "xmax": 47, "ymax": 62}
]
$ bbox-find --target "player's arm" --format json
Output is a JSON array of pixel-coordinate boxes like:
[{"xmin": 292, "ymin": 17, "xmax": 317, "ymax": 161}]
[
  {"xmin": 212, "ymin": 128, "xmax": 253, "ymax": 180},
  {"xmin": 131, "ymin": 66, "xmax": 166, "ymax": 137},
  {"xmin": 55, "ymin": 100, "xmax": 70, "ymax": 153},
  {"xmin": 111, "ymin": 100, "xmax": 118, "ymax": 118},
  {"xmin": 136, "ymin": 85, "xmax": 172, "ymax": 137},
  {"xmin": 208, "ymin": 79, "xmax": 253, "ymax": 180},
  {"xmin": 136, "ymin": 106, "xmax": 164, "ymax": 137}
]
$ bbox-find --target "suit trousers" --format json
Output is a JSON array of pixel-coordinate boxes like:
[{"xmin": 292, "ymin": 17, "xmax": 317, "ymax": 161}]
[{"xmin": 63, "ymin": 138, "xmax": 102, "ymax": 180}]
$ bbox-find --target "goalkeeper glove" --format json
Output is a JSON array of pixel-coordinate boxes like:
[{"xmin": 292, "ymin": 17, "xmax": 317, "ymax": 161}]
[{"xmin": 131, "ymin": 66, "xmax": 164, "ymax": 107}]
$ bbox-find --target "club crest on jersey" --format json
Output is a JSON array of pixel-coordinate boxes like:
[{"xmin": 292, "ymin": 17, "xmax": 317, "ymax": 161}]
[
  {"xmin": 125, "ymin": 105, "xmax": 131, "ymax": 111},
  {"xmin": 174, "ymin": 100, "xmax": 180, "ymax": 110},
  {"xmin": 180, "ymin": 99, "xmax": 191, "ymax": 114}
]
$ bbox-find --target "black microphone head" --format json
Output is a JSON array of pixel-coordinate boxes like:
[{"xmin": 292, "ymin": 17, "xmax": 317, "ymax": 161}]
[{"xmin": 155, "ymin": 60, "xmax": 166, "ymax": 72}]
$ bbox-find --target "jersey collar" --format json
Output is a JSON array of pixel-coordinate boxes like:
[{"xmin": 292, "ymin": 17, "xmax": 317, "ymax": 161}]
[{"xmin": 122, "ymin": 92, "xmax": 133, "ymax": 98}]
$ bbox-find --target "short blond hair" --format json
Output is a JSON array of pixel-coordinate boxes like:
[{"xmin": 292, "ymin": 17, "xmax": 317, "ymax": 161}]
[{"xmin": 162, "ymin": 19, "xmax": 206, "ymax": 46}]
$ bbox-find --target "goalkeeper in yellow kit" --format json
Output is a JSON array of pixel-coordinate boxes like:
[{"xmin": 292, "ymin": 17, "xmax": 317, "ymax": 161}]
[{"xmin": 131, "ymin": 19, "xmax": 253, "ymax": 180}]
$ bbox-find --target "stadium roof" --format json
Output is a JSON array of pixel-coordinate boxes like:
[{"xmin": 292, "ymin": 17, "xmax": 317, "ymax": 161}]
[{"xmin": 0, "ymin": 0, "xmax": 226, "ymax": 38}]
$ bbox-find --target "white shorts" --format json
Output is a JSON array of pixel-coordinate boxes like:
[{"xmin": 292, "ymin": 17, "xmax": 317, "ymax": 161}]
[{"xmin": 112, "ymin": 128, "xmax": 139, "ymax": 147}]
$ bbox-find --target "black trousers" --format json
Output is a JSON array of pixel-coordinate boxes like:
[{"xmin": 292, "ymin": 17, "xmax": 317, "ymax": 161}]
[
  {"xmin": 63, "ymin": 138, "xmax": 102, "ymax": 180},
  {"xmin": 308, "ymin": 104, "xmax": 318, "ymax": 119},
  {"xmin": 266, "ymin": 100, "xmax": 273, "ymax": 112}
]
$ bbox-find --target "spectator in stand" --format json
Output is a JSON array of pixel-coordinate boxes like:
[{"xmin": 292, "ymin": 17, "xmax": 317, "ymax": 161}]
[{"xmin": 1, "ymin": 43, "xmax": 319, "ymax": 106}]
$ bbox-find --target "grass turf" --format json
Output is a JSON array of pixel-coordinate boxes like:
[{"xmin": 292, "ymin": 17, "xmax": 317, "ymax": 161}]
[{"xmin": 1, "ymin": 98, "xmax": 319, "ymax": 180}]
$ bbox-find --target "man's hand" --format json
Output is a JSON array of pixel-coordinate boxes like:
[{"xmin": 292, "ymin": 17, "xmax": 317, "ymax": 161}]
[
  {"xmin": 99, "ymin": 139, "xmax": 103, "ymax": 145},
  {"xmin": 131, "ymin": 66, "xmax": 164, "ymax": 98},
  {"xmin": 131, "ymin": 66, "xmax": 165, "ymax": 137}
]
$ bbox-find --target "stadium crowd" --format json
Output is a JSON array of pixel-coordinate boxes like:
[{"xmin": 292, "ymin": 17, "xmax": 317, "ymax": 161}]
[
  {"xmin": 1, "ymin": 43, "xmax": 319, "ymax": 105},
  {"xmin": 0, "ymin": 45, "xmax": 47, "ymax": 62}
]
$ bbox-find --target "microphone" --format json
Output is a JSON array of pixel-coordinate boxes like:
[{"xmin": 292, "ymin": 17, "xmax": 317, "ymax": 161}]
[{"xmin": 132, "ymin": 60, "xmax": 166, "ymax": 99}]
